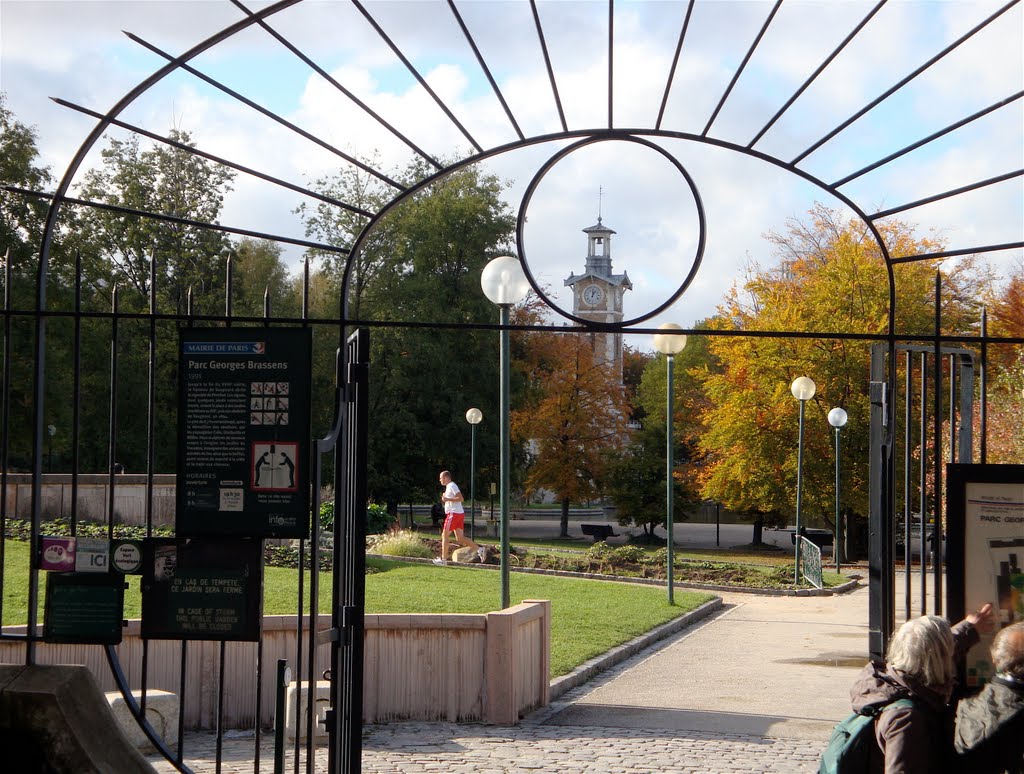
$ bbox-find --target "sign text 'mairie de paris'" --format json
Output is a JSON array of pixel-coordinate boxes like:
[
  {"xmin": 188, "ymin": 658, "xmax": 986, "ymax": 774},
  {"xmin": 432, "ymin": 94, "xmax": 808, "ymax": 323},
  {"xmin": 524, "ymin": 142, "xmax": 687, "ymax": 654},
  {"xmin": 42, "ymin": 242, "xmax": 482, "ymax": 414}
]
[{"xmin": 178, "ymin": 328, "xmax": 312, "ymax": 538}]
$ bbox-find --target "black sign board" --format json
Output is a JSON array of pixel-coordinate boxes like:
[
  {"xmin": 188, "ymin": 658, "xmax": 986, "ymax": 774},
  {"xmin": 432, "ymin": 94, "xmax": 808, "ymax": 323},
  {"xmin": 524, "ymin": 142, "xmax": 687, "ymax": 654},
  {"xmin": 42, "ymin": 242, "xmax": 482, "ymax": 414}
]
[
  {"xmin": 141, "ymin": 538, "xmax": 264, "ymax": 642},
  {"xmin": 178, "ymin": 327, "xmax": 312, "ymax": 538},
  {"xmin": 947, "ymin": 464, "xmax": 1024, "ymax": 687},
  {"xmin": 43, "ymin": 573, "xmax": 125, "ymax": 645}
]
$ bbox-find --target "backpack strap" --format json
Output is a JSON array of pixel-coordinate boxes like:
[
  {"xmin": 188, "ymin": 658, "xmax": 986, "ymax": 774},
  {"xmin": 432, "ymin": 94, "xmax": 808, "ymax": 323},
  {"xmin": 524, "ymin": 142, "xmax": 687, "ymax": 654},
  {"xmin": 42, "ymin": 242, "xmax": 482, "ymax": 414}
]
[{"xmin": 860, "ymin": 696, "xmax": 915, "ymax": 718}]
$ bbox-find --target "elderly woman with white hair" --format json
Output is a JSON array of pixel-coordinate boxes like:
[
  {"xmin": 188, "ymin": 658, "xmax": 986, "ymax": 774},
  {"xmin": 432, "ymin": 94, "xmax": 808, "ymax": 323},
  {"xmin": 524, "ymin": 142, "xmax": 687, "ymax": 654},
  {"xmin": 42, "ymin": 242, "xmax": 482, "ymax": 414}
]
[{"xmin": 849, "ymin": 604, "xmax": 993, "ymax": 773}]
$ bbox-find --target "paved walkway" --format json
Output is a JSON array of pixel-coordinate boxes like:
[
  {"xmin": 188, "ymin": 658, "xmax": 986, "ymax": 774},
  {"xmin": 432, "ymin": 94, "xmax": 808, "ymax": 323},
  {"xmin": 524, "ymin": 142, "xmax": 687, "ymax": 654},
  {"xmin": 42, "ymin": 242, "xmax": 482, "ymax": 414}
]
[{"xmin": 150, "ymin": 578, "xmax": 876, "ymax": 773}]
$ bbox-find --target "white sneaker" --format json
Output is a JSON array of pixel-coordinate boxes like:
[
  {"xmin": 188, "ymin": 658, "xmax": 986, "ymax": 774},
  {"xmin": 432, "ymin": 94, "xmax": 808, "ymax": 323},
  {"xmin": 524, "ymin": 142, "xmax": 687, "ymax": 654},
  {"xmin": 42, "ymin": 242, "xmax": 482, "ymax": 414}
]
[
  {"xmin": 432, "ymin": 558, "xmax": 447, "ymax": 566},
  {"xmin": 477, "ymin": 546, "xmax": 487, "ymax": 562}
]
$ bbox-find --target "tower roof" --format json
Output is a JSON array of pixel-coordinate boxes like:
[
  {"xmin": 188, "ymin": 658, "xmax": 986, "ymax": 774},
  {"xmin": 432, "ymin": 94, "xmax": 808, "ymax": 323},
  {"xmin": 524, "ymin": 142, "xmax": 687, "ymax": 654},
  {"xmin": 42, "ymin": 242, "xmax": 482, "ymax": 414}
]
[{"xmin": 582, "ymin": 218, "xmax": 616, "ymax": 235}]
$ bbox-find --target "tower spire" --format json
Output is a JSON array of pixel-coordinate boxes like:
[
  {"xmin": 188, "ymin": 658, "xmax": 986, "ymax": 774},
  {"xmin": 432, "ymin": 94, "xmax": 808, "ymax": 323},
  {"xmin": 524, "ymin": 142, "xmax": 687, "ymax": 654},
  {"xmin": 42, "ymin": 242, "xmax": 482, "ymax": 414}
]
[{"xmin": 597, "ymin": 186, "xmax": 603, "ymax": 224}]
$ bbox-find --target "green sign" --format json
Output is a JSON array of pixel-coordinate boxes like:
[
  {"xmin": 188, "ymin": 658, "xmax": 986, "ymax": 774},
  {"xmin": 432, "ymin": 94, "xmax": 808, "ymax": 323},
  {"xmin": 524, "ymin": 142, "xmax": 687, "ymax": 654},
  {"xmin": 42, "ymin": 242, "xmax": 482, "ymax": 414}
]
[
  {"xmin": 43, "ymin": 573, "xmax": 125, "ymax": 645},
  {"xmin": 178, "ymin": 328, "xmax": 312, "ymax": 538},
  {"xmin": 141, "ymin": 538, "xmax": 263, "ymax": 642}
]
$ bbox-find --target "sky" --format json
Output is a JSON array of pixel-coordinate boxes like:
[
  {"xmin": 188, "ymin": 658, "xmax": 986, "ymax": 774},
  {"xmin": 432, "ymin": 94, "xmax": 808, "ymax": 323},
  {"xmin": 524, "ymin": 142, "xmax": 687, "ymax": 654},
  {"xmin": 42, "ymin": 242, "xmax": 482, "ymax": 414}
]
[{"xmin": 1, "ymin": 0, "xmax": 1021, "ymax": 345}]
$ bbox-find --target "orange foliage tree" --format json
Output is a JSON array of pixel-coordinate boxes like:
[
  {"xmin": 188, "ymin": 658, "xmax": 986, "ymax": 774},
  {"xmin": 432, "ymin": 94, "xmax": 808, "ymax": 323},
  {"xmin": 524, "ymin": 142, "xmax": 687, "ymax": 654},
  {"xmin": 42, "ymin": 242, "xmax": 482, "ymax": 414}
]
[
  {"xmin": 511, "ymin": 306, "xmax": 629, "ymax": 536},
  {"xmin": 696, "ymin": 205, "xmax": 990, "ymax": 544}
]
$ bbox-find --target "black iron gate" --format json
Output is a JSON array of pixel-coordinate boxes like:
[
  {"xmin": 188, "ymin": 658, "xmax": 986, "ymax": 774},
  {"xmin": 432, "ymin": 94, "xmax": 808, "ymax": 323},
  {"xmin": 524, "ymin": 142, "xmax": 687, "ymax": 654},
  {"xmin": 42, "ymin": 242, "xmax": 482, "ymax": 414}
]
[
  {"xmin": 868, "ymin": 339, "xmax": 976, "ymax": 660},
  {"xmin": 328, "ymin": 329, "xmax": 369, "ymax": 773}
]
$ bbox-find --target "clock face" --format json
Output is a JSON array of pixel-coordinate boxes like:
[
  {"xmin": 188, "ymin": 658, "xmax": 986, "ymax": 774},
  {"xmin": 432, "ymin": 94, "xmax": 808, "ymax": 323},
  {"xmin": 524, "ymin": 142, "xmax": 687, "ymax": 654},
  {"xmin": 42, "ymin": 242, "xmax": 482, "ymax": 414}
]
[{"xmin": 582, "ymin": 285, "xmax": 604, "ymax": 306}]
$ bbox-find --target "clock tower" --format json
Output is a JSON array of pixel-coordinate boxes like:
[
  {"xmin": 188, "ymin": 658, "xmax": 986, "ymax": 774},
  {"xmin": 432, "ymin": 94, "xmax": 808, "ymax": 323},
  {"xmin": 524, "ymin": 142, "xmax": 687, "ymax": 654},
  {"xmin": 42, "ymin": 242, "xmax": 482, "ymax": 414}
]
[{"xmin": 564, "ymin": 218, "xmax": 632, "ymax": 381}]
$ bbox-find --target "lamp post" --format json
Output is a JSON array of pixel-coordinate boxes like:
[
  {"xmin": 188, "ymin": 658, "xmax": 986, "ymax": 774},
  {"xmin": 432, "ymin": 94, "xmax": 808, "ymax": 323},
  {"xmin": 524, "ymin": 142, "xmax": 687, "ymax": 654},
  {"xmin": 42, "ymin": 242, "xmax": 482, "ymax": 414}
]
[
  {"xmin": 466, "ymin": 408, "xmax": 483, "ymax": 540},
  {"xmin": 828, "ymin": 407, "xmax": 848, "ymax": 573},
  {"xmin": 790, "ymin": 376, "xmax": 816, "ymax": 586},
  {"xmin": 652, "ymin": 323, "xmax": 687, "ymax": 604},
  {"xmin": 481, "ymin": 255, "xmax": 530, "ymax": 610}
]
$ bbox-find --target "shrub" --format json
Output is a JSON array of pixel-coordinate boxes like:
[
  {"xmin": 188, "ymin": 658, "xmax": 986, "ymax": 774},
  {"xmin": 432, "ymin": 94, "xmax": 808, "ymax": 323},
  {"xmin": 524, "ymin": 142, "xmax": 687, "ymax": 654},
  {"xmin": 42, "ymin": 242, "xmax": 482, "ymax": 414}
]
[
  {"xmin": 319, "ymin": 501, "xmax": 392, "ymax": 535},
  {"xmin": 586, "ymin": 541, "xmax": 615, "ymax": 559},
  {"xmin": 366, "ymin": 503, "xmax": 392, "ymax": 535},
  {"xmin": 319, "ymin": 500, "xmax": 335, "ymax": 531},
  {"xmin": 609, "ymin": 545, "xmax": 648, "ymax": 564},
  {"xmin": 367, "ymin": 529, "xmax": 433, "ymax": 559}
]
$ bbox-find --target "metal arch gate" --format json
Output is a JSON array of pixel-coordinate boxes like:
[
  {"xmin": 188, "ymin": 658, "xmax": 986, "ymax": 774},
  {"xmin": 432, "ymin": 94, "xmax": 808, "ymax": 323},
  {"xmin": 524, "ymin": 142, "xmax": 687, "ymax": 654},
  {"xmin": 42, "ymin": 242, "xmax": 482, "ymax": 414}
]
[{"xmin": 1, "ymin": 1, "xmax": 1021, "ymax": 771}]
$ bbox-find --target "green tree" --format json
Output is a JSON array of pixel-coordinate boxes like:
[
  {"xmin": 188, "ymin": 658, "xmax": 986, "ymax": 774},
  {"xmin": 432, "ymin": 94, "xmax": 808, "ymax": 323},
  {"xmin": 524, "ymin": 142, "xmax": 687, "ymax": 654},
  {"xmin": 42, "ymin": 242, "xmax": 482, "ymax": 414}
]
[
  {"xmin": 0, "ymin": 94, "xmax": 52, "ymax": 281},
  {"xmin": 226, "ymin": 238, "xmax": 298, "ymax": 319},
  {"xmin": 604, "ymin": 423, "xmax": 690, "ymax": 540},
  {"xmin": 300, "ymin": 161, "xmax": 514, "ymax": 511},
  {"xmin": 66, "ymin": 130, "xmax": 238, "ymax": 472},
  {"xmin": 76, "ymin": 131, "xmax": 235, "ymax": 314},
  {"xmin": 0, "ymin": 95, "xmax": 56, "ymax": 468}
]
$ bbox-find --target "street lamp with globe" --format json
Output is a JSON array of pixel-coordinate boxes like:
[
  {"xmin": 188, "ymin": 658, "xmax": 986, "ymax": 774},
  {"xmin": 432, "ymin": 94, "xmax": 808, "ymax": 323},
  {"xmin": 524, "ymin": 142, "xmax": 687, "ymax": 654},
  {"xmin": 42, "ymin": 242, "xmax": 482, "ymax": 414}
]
[
  {"xmin": 652, "ymin": 323, "xmax": 687, "ymax": 604},
  {"xmin": 465, "ymin": 408, "xmax": 483, "ymax": 540},
  {"xmin": 828, "ymin": 407, "xmax": 848, "ymax": 572},
  {"xmin": 790, "ymin": 376, "xmax": 816, "ymax": 585},
  {"xmin": 480, "ymin": 255, "xmax": 530, "ymax": 610}
]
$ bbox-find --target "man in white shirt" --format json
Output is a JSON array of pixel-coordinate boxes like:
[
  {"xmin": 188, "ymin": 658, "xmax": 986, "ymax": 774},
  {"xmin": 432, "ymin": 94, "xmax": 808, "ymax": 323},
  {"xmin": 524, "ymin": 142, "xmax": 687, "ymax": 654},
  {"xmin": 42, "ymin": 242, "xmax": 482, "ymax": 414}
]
[{"xmin": 433, "ymin": 470, "xmax": 486, "ymax": 566}]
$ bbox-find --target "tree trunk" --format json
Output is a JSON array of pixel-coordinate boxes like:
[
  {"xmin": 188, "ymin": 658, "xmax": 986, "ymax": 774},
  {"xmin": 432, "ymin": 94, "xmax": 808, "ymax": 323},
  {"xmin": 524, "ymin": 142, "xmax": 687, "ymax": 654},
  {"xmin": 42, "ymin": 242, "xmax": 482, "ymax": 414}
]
[
  {"xmin": 751, "ymin": 515, "xmax": 764, "ymax": 546},
  {"xmin": 560, "ymin": 497, "xmax": 570, "ymax": 538}
]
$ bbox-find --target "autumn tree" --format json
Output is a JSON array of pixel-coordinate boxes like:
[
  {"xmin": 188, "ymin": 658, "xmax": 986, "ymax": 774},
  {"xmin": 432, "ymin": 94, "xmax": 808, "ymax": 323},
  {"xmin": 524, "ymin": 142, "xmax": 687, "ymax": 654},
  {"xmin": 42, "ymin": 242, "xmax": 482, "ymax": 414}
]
[
  {"xmin": 512, "ymin": 325, "xmax": 629, "ymax": 537},
  {"xmin": 978, "ymin": 259, "xmax": 1024, "ymax": 463},
  {"xmin": 697, "ymin": 204, "xmax": 990, "ymax": 544}
]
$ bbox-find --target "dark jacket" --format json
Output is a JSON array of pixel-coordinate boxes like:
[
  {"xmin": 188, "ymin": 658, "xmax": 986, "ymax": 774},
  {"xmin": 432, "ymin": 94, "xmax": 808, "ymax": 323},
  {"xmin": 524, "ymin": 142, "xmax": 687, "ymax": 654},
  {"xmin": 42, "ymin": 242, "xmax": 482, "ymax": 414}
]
[
  {"xmin": 954, "ymin": 675, "xmax": 1024, "ymax": 774},
  {"xmin": 849, "ymin": 620, "xmax": 979, "ymax": 774}
]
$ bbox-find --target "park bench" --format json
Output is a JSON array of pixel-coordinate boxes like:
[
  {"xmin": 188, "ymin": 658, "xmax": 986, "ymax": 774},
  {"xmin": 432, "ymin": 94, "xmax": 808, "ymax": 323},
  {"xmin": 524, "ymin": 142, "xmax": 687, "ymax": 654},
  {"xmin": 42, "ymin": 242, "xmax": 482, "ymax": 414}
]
[
  {"xmin": 580, "ymin": 523, "xmax": 618, "ymax": 542},
  {"xmin": 790, "ymin": 528, "xmax": 833, "ymax": 549}
]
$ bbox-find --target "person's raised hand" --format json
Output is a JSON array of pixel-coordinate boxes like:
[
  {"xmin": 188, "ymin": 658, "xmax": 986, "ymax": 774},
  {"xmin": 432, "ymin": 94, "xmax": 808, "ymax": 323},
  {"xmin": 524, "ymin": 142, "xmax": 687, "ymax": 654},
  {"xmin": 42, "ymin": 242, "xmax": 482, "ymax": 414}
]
[{"xmin": 966, "ymin": 602, "xmax": 995, "ymax": 634}]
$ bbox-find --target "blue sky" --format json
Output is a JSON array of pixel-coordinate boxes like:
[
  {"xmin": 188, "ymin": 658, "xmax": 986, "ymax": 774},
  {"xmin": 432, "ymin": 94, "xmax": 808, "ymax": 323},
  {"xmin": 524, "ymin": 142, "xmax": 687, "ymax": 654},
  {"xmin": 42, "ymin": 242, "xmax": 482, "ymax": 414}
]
[{"xmin": 1, "ymin": 0, "xmax": 1021, "ymax": 337}]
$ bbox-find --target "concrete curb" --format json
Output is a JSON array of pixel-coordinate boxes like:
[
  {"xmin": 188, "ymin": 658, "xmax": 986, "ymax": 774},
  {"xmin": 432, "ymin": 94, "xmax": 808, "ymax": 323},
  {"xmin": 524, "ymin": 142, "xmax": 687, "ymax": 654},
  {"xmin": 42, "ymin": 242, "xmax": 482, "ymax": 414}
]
[
  {"xmin": 548, "ymin": 598, "xmax": 724, "ymax": 701},
  {"xmin": 378, "ymin": 553, "xmax": 862, "ymax": 597}
]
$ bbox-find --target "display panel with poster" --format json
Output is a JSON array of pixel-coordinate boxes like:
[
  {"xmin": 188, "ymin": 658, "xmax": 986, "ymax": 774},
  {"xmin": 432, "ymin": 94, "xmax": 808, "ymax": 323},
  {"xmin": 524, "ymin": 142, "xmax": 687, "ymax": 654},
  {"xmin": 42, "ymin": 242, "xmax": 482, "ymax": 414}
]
[
  {"xmin": 178, "ymin": 328, "xmax": 312, "ymax": 538},
  {"xmin": 946, "ymin": 464, "xmax": 1024, "ymax": 688},
  {"xmin": 141, "ymin": 537, "xmax": 263, "ymax": 642}
]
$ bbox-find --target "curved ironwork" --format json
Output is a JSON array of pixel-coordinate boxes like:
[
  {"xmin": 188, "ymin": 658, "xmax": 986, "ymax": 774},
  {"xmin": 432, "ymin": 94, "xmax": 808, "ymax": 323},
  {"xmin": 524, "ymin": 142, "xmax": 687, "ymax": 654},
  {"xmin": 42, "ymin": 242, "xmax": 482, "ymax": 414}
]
[
  {"xmin": 514, "ymin": 133, "xmax": 707, "ymax": 327},
  {"xmin": 1, "ymin": 0, "xmax": 1020, "ymax": 770}
]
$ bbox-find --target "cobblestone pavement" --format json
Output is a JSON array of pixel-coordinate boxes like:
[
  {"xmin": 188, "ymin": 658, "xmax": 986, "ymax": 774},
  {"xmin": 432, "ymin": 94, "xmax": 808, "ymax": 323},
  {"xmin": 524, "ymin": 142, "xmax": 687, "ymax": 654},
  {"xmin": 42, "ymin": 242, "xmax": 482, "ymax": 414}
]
[{"xmin": 149, "ymin": 721, "xmax": 823, "ymax": 774}]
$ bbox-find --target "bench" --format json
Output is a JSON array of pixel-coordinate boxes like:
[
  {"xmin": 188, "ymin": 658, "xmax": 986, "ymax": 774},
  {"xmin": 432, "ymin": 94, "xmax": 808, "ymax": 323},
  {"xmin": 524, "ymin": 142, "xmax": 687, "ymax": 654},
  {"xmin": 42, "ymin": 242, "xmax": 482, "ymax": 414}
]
[
  {"xmin": 790, "ymin": 528, "xmax": 834, "ymax": 549},
  {"xmin": 580, "ymin": 523, "xmax": 618, "ymax": 542}
]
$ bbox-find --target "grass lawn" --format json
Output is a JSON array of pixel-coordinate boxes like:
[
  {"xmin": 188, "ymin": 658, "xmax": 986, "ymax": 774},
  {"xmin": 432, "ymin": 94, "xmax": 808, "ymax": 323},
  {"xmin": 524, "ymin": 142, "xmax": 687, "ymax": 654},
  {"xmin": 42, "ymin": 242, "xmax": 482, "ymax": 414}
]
[{"xmin": 2, "ymin": 540, "xmax": 712, "ymax": 677}]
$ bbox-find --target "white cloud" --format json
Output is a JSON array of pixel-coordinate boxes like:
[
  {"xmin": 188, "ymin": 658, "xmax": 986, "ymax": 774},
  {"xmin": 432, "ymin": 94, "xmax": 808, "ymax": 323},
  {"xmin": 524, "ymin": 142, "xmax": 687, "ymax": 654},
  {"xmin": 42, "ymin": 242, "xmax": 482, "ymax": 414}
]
[{"xmin": 1, "ymin": 0, "xmax": 1019, "ymax": 342}]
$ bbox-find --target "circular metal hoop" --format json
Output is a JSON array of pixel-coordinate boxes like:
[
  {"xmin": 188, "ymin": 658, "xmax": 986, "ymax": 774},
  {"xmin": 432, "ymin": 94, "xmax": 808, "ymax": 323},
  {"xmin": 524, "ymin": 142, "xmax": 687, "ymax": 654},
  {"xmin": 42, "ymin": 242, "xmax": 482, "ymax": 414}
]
[{"xmin": 514, "ymin": 132, "xmax": 707, "ymax": 328}]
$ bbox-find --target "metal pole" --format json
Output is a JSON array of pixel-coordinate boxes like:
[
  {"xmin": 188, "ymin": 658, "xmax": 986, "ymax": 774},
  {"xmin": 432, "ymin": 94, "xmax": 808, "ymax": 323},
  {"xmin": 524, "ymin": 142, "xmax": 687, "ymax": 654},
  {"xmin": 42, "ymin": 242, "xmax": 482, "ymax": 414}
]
[
  {"xmin": 499, "ymin": 305, "xmax": 511, "ymax": 610},
  {"xmin": 274, "ymin": 660, "xmax": 288, "ymax": 774},
  {"xmin": 834, "ymin": 425, "xmax": 841, "ymax": 573},
  {"xmin": 795, "ymin": 398, "xmax": 806, "ymax": 586},
  {"xmin": 666, "ymin": 353, "xmax": 675, "ymax": 604},
  {"xmin": 470, "ymin": 423, "xmax": 476, "ymax": 541},
  {"xmin": 919, "ymin": 352, "xmax": 927, "ymax": 616}
]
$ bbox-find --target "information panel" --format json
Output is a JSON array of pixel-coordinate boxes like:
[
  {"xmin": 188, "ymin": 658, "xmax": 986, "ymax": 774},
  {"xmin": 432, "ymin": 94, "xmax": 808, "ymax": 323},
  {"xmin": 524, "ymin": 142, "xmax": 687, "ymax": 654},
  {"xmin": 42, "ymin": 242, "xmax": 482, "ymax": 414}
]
[
  {"xmin": 43, "ymin": 573, "xmax": 125, "ymax": 645},
  {"xmin": 141, "ymin": 538, "xmax": 263, "ymax": 642},
  {"xmin": 947, "ymin": 464, "xmax": 1024, "ymax": 687},
  {"xmin": 178, "ymin": 328, "xmax": 312, "ymax": 538}
]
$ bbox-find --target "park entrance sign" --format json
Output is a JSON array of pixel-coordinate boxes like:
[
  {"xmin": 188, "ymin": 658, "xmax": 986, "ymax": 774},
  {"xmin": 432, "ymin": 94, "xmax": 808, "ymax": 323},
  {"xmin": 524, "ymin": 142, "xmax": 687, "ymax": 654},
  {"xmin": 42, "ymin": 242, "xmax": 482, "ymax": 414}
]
[{"xmin": 178, "ymin": 328, "xmax": 312, "ymax": 539}]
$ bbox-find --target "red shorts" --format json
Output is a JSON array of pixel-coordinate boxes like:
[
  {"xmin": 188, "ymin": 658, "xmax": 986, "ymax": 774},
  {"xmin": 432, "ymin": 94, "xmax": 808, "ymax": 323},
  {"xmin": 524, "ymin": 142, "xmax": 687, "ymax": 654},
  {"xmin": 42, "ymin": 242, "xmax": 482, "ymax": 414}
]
[{"xmin": 443, "ymin": 512, "xmax": 465, "ymax": 532}]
